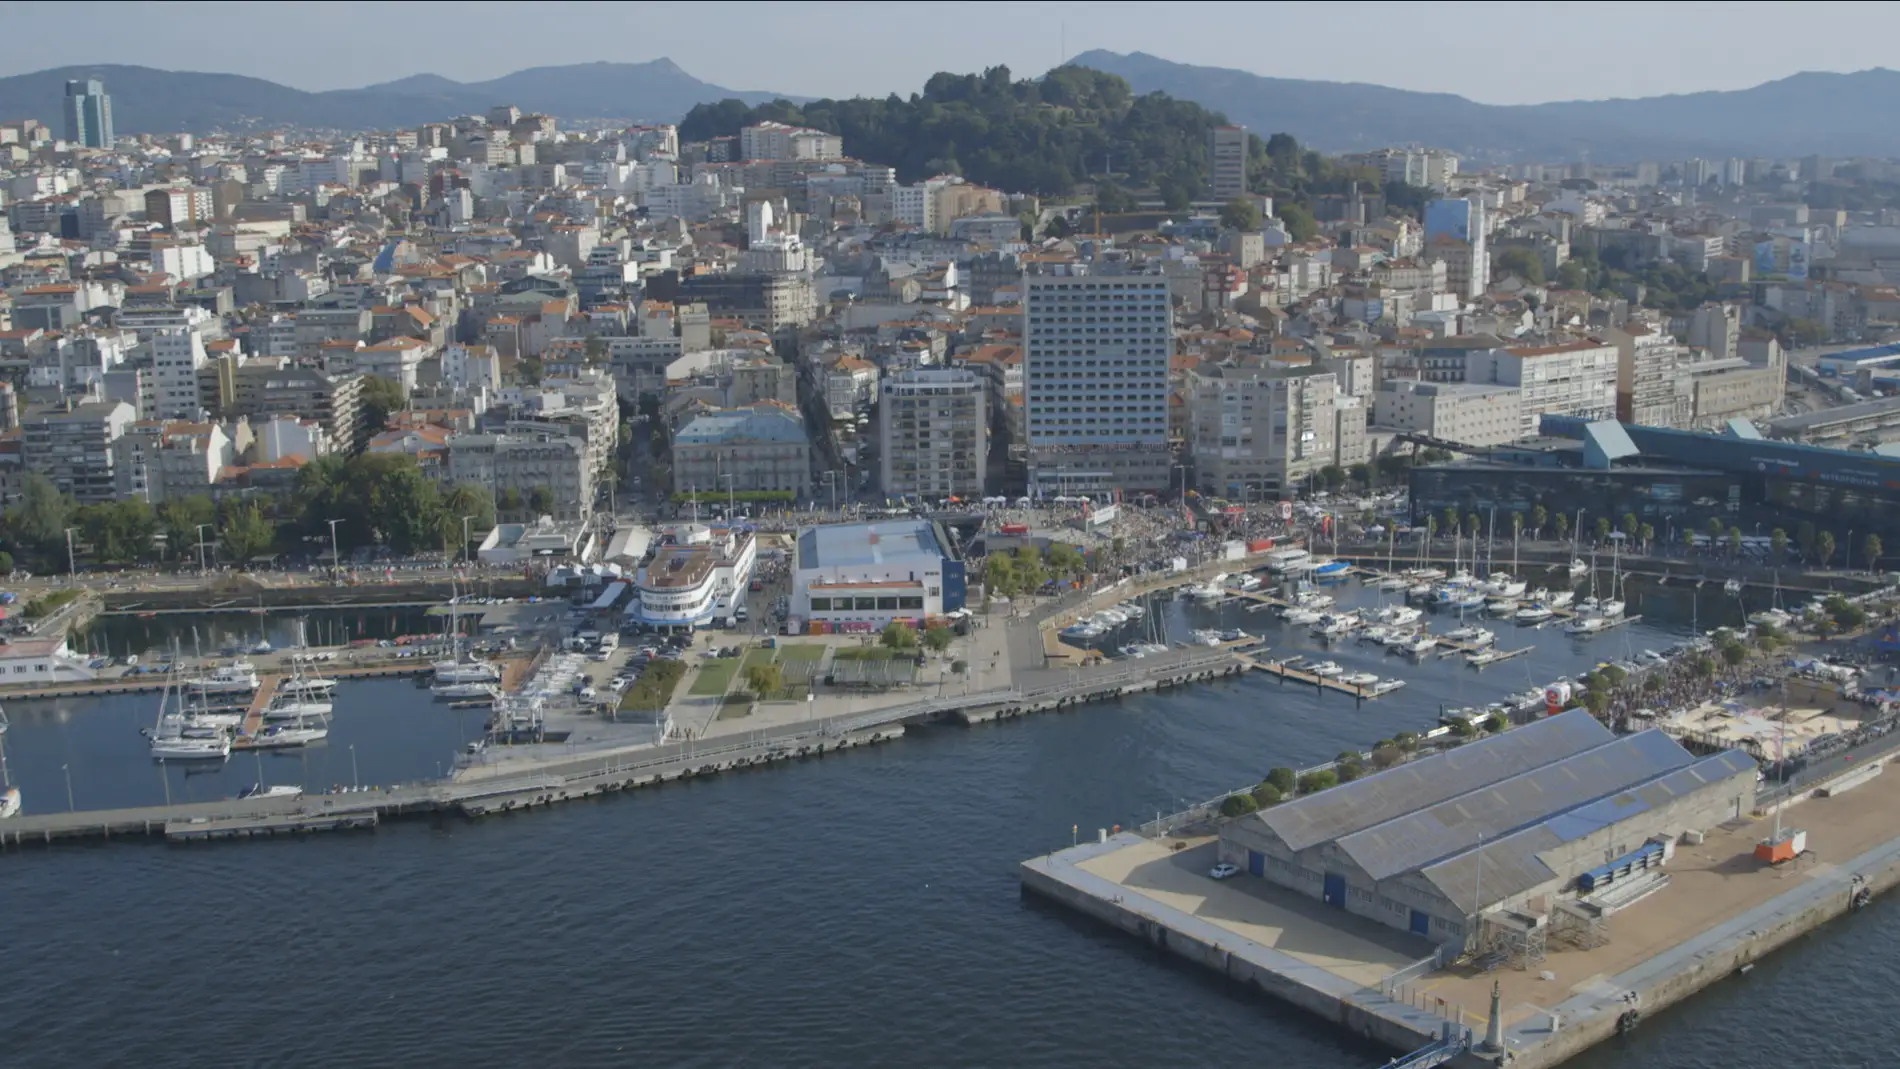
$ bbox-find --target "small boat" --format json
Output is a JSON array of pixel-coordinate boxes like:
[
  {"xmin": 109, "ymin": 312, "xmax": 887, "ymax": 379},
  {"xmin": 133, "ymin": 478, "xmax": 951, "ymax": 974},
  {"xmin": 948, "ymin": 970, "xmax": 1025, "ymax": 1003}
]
[
  {"xmin": 1359, "ymin": 625, "xmax": 1395, "ymax": 645},
  {"xmin": 1093, "ymin": 608, "xmax": 1128, "ymax": 626},
  {"xmin": 1724, "ymin": 579, "xmax": 1743, "ymax": 595},
  {"xmin": 1310, "ymin": 559, "xmax": 1350, "ymax": 577},
  {"xmin": 0, "ymin": 787, "xmax": 18, "ymax": 819},
  {"xmin": 1295, "ymin": 591, "xmax": 1336, "ymax": 609},
  {"xmin": 246, "ymin": 724, "xmax": 329, "ymax": 749},
  {"xmin": 1376, "ymin": 605, "xmax": 1423, "ymax": 626},
  {"xmin": 1405, "ymin": 635, "xmax": 1438, "ymax": 655},
  {"xmin": 1265, "ymin": 550, "xmax": 1311, "ymax": 573},
  {"xmin": 1407, "ymin": 568, "xmax": 1447, "ymax": 581},
  {"xmin": 1486, "ymin": 598, "xmax": 1520, "ymax": 616},
  {"xmin": 1568, "ymin": 558, "xmax": 1590, "ymax": 577},
  {"xmin": 1546, "ymin": 590, "xmax": 1574, "ymax": 608},
  {"xmin": 1445, "ymin": 592, "xmax": 1486, "ymax": 611},
  {"xmin": 238, "ymin": 784, "xmax": 303, "ymax": 800},
  {"xmin": 433, "ymin": 681, "xmax": 500, "ymax": 701},
  {"xmin": 264, "ymin": 699, "xmax": 334, "ymax": 720},
  {"xmin": 1308, "ymin": 660, "xmax": 1344, "ymax": 677},
  {"xmin": 278, "ymin": 676, "xmax": 337, "ymax": 696},
  {"xmin": 1467, "ymin": 649, "xmax": 1506, "ymax": 667},
  {"xmin": 189, "ymin": 661, "xmax": 261, "ymax": 694},
  {"xmin": 1188, "ymin": 579, "xmax": 1229, "ymax": 602},
  {"xmin": 1219, "ymin": 629, "xmax": 1250, "ymax": 643},
  {"xmin": 1311, "ymin": 615, "xmax": 1355, "ymax": 637},
  {"xmin": 1340, "ymin": 671, "xmax": 1379, "ymax": 687},
  {"xmin": 1566, "ymin": 617, "xmax": 1610, "ymax": 636},
  {"xmin": 1515, "ymin": 604, "xmax": 1554, "ymax": 623},
  {"xmin": 1599, "ymin": 599, "xmax": 1626, "ymax": 618},
  {"xmin": 1117, "ymin": 602, "xmax": 1147, "ymax": 620},
  {"xmin": 1281, "ymin": 607, "xmax": 1323, "ymax": 625},
  {"xmin": 1189, "ymin": 629, "xmax": 1224, "ymax": 647},
  {"xmin": 1224, "ymin": 574, "xmax": 1263, "ymax": 592},
  {"xmin": 1377, "ymin": 575, "xmax": 1412, "ymax": 591},
  {"xmin": 1481, "ymin": 573, "xmax": 1528, "ymax": 598},
  {"xmin": 149, "ymin": 733, "xmax": 232, "ymax": 761},
  {"xmin": 1406, "ymin": 583, "xmax": 1435, "ymax": 600}
]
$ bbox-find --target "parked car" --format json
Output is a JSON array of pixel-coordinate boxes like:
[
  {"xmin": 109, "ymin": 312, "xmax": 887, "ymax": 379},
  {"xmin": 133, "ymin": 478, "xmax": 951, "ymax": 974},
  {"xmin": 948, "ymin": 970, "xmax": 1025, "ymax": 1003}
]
[{"xmin": 1209, "ymin": 863, "xmax": 1240, "ymax": 880}]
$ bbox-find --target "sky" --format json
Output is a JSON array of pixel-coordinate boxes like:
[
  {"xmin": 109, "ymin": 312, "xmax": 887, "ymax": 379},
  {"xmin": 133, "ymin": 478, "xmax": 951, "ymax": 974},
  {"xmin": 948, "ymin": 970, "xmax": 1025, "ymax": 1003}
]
[{"xmin": 2, "ymin": 1, "xmax": 1895, "ymax": 104}]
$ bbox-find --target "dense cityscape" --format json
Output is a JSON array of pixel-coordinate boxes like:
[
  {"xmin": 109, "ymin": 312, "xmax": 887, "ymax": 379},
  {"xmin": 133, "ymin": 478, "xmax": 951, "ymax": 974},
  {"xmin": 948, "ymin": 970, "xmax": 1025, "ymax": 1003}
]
[{"xmin": 8, "ymin": 27, "xmax": 1900, "ymax": 1069}]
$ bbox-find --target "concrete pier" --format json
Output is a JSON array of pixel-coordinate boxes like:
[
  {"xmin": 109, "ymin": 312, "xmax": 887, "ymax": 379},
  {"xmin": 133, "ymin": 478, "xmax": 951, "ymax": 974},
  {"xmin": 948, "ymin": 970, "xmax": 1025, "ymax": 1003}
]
[{"xmin": 1021, "ymin": 754, "xmax": 1900, "ymax": 1069}]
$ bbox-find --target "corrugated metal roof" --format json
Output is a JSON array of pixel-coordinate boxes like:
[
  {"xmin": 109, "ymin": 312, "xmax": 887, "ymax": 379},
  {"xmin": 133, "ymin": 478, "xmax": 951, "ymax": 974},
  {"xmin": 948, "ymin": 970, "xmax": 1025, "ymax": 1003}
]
[
  {"xmin": 1420, "ymin": 749, "xmax": 1756, "ymax": 909},
  {"xmin": 1255, "ymin": 710, "xmax": 1613, "ymax": 853},
  {"xmin": 1339, "ymin": 730, "xmax": 1694, "ymax": 881}
]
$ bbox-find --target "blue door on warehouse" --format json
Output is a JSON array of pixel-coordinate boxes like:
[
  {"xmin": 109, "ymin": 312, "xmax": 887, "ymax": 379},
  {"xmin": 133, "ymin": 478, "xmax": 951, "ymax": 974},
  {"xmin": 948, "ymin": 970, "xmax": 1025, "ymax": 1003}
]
[
  {"xmin": 1248, "ymin": 851, "xmax": 1264, "ymax": 877},
  {"xmin": 1410, "ymin": 909, "xmax": 1432, "ymax": 936},
  {"xmin": 1323, "ymin": 872, "xmax": 1346, "ymax": 908}
]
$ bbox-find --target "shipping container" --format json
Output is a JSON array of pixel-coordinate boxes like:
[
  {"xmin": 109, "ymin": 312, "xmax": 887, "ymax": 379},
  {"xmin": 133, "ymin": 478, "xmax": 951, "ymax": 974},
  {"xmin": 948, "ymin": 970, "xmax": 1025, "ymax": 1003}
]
[
  {"xmin": 999, "ymin": 523, "xmax": 1029, "ymax": 536},
  {"xmin": 1247, "ymin": 538, "xmax": 1275, "ymax": 553},
  {"xmin": 1221, "ymin": 540, "xmax": 1247, "ymax": 561}
]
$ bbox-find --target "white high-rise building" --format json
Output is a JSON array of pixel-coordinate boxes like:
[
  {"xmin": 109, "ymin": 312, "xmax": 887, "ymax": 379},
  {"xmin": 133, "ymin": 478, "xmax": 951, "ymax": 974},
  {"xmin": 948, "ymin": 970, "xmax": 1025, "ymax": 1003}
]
[
  {"xmin": 1023, "ymin": 264, "xmax": 1173, "ymax": 497},
  {"xmin": 148, "ymin": 328, "xmax": 208, "ymax": 420}
]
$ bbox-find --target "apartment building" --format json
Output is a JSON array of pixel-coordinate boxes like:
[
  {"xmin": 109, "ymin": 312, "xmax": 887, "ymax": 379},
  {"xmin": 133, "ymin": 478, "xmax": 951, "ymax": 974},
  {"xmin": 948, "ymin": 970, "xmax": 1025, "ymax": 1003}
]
[
  {"xmin": 1023, "ymin": 264, "xmax": 1173, "ymax": 497},
  {"xmin": 1468, "ymin": 341, "xmax": 1619, "ymax": 436},
  {"xmin": 1209, "ymin": 126, "xmax": 1249, "ymax": 200},
  {"xmin": 147, "ymin": 327, "xmax": 208, "ymax": 420},
  {"xmin": 22, "ymin": 401, "xmax": 137, "ymax": 503},
  {"xmin": 878, "ymin": 368, "xmax": 988, "ymax": 501},
  {"xmin": 1372, "ymin": 380, "xmax": 1522, "ymax": 447},
  {"xmin": 1606, "ymin": 324, "xmax": 1693, "ymax": 429},
  {"xmin": 1187, "ymin": 363, "xmax": 1368, "ymax": 499},
  {"xmin": 739, "ymin": 121, "xmax": 843, "ymax": 162},
  {"xmin": 445, "ymin": 432, "xmax": 593, "ymax": 520},
  {"xmin": 229, "ymin": 364, "xmax": 367, "ymax": 452},
  {"xmin": 672, "ymin": 402, "xmax": 811, "ymax": 498}
]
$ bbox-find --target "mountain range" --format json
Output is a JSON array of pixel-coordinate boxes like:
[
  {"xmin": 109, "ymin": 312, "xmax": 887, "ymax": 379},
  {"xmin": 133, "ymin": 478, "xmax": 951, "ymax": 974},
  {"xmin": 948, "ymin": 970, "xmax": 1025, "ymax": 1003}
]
[
  {"xmin": 3, "ymin": 55, "xmax": 1899, "ymax": 162},
  {"xmin": 1070, "ymin": 50, "xmax": 1900, "ymax": 162},
  {"xmin": 0, "ymin": 61, "xmax": 794, "ymax": 135}
]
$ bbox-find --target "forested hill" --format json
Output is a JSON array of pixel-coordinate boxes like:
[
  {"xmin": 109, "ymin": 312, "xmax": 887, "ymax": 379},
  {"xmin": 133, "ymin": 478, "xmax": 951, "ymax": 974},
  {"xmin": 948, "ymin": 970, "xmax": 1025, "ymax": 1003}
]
[{"xmin": 681, "ymin": 66, "xmax": 1252, "ymax": 199}]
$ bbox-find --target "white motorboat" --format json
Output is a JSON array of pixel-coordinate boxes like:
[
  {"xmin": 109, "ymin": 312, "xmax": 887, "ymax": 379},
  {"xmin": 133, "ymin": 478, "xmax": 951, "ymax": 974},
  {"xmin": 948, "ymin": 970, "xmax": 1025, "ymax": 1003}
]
[
  {"xmin": 1281, "ymin": 607, "xmax": 1323, "ymax": 625},
  {"xmin": 1568, "ymin": 558, "xmax": 1590, "ymax": 577},
  {"xmin": 1404, "ymin": 635, "xmax": 1438, "ymax": 655},
  {"xmin": 1187, "ymin": 577, "xmax": 1230, "ymax": 602},
  {"xmin": 1376, "ymin": 605, "xmax": 1423, "ymax": 626},
  {"xmin": 1340, "ymin": 671, "xmax": 1379, "ymax": 687},
  {"xmin": 1480, "ymin": 573, "xmax": 1528, "ymax": 598},
  {"xmin": 1547, "ymin": 590, "xmax": 1574, "ymax": 608},
  {"xmin": 1224, "ymin": 574, "xmax": 1263, "ymax": 592},
  {"xmin": 264, "ymin": 698, "xmax": 333, "ymax": 720},
  {"xmin": 1094, "ymin": 608, "xmax": 1128, "ymax": 626},
  {"xmin": 1311, "ymin": 615, "xmax": 1356, "ymax": 637},
  {"xmin": 149, "ymin": 733, "xmax": 231, "ymax": 761},
  {"xmin": 1467, "ymin": 649, "xmax": 1508, "ymax": 667},
  {"xmin": 1377, "ymin": 575, "xmax": 1412, "ymax": 591},
  {"xmin": 1406, "ymin": 583, "xmax": 1435, "ymax": 600},
  {"xmin": 1724, "ymin": 579, "xmax": 1743, "ymax": 595},
  {"xmin": 1370, "ymin": 679, "xmax": 1407, "ymax": 696},
  {"xmin": 1189, "ymin": 629, "xmax": 1225, "ymax": 647},
  {"xmin": 1117, "ymin": 602, "xmax": 1147, "ymax": 620},
  {"xmin": 1566, "ymin": 617, "xmax": 1610, "ymax": 635},
  {"xmin": 1599, "ymin": 599, "xmax": 1626, "ymax": 618},
  {"xmin": 1406, "ymin": 568, "xmax": 1447, "ymax": 581},
  {"xmin": 1264, "ymin": 550, "xmax": 1311, "ymax": 574},
  {"xmin": 278, "ymin": 676, "xmax": 337, "ymax": 696},
  {"xmin": 246, "ymin": 723, "xmax": 329, "ymax": 749},
  {"xmin": 1515, "ymin": 604, "xmax": 1554, "ymax": 623},
  {"xmin": 1750, "ymin": 608, "xmax": 1792, "ymax": 628},
  {"xmin": 433, "ymin": 681, "xmax": 501, "ymax": 701},
  {"xmin": 1359, "ymin": 625, "xmax": 1395, "ymax": 645},
  {"xmin": 1295, "ymin": 591, "xmax": 1336, "ymax": 609},
  {"xmin": 1308, "ymin": 660, "xmax": 1344, "ymax": 677},
  {"xmin": 190, "ymin": 661, "xmax": 261, "ymax": 694},
  {"xmin": 0, "ymin": 787, "xmax": 18, "ymax": 819}
]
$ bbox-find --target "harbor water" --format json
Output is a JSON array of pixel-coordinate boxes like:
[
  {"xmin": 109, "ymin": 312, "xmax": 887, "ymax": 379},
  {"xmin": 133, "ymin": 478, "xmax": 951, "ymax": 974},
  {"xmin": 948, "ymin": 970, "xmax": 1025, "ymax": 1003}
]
[{"xmin": 0, "ymin": 571, "xmax": 1886, "ymax": 1068}]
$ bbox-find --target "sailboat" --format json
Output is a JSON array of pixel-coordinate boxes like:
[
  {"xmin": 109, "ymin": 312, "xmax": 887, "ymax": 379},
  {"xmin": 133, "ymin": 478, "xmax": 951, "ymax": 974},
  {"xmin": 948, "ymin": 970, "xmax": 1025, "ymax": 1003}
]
[
  {"xmin": 433, "ymin": 580, "xmax": 500, "ymax": 687},
  {"xmin": 0, "ymin": 706, "xmax": 18, "ymax": 818},
  {"xmin": 145, "ymin": 669, "xmax": 232, "ymax": 762}
]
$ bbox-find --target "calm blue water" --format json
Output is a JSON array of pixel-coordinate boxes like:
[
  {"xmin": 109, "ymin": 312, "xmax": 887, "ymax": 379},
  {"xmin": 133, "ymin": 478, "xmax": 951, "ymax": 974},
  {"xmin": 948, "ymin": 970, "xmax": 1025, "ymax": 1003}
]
[{"xmin": 0, "ymin": 573, "xmax": 1888, "ymax": 1068}]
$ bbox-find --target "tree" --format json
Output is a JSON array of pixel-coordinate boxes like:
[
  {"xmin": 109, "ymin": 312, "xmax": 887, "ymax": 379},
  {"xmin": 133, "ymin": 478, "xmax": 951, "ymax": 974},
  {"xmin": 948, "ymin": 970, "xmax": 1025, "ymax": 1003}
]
[
  {"xmin": 1219, "ymin": 197, "xmax": 1261, "ymax": 232},
  {"xmin": 1249, "ymin": 782, "xmax": 1283, "ymax": 808},
  {"xmin": 1219, "ymin": 793, "xmax": 1259, "ymax": 818},
  {"xmin": 498, "ymin": 487, "xmax": 524, "ymax": 520},
  {"xmin": 1797, "ymin": 521, "xmax": 1817, "ymax": 557},
  {"xmin": 1094, "ymin": 181, "xmax": 1135, "ymax": 215},
  {"xmin": 742, "ymin": 662, "xmax": 782, "ymax": 698},
  {"xmin": 1157, "ymin": 177, "xmax": 1193, "ymax": 212},
  {"xmin": 1483, "ymin": 713, "xmax": 1508, "ymax": 733},
  {"xmin": 1441, "ymin": 506, "xmax": 1460, "ymax": 535},
  {"xmin": 157, "ymin": 496, "xmax": 216, "ymax": 565},
  {"xmin": 219, "ymin": 502, "xmax": 275, "ymax": 563},
  {"xmin": 1720, "ymin": 641, "xmax": 1748, "ymax": 667},
  {"xmin": 1866, "ymin": 533, "xmax": 1884, "ymax": 573},
  {"xmin": 7, "ymin": 473, "xmax": 69, "ymax": 553},
  {"xmin": 1336, "ymin": 762, "xmax": 1365, "ymax": 783},
  {"xmin": 359, "ymin": 375, "xmax": 407, "ymax": 433},
  {"xmin": 440, "ymin": 484, "xmax": 497, "ymax": 558},
  {"xmin": 1495, "ymin": 247, "xmax": 1545, "ymax": 284},
  {"xmin": 922, "ymin": 625, "xmax": 955, "ymax": 655},
  {"xmin": 880, "ymin": 621, "xmax": 918, "ymax": 650},
  {"xmin": 1276, "ymin": 203, "xmax": 1316, "ymax": 242},
  {"xmin": 1816, "ymin": 530, "xmax": 1836, "ymax": 568},
  {"xmin": 1296, "ymin": 769, "xmax": 1338, "ymax": 794},
  {"xmin": 1706, "ymin": 516, "xmax": 1725, "ymax": 540},
  {"xmin": 1265, "ymin": 766, "xmax": 1296, "ymax": 793},
  {"xmin": 1621, "ymin": 512, "xmax": 1638, "ymax": 540},
  {"xmin": 1392, "ymin": 731, "xmax": 1419, "ymax": 752},
  {"xmin": 1728, "ymin": 526, "xmax": 1743, "ymax": 556},
  {"xmin": 1771, "ymin": 528, "xmax": 1788, "ymax": 558},
  {"xmin": 528, "ymin": 486, "xmax": 556, "ymax": 518},
  {"xmin": 1369, "ymin": 745, "xmax": 1403, "ymax": 769},
  {"xmin": 1639, "ymin": 523, "xmax": 1654, "ymax": 549},
  {"xmin": 1582, "ymin": 689, "xmax": 1608, "ymax": 715},
  {"xmin": 1530, "ymin": 504, "xmax": 1548, "ymax": 539},
  {"xmin": 1553, "ymin": 512, "xmax": 1570, "ymax": 542},
  {"xmin": 1692, "ymin": 654, "xmax": 1717, "ymax": 678},
  {"xmin": 1594, "ymin": 517, "xmax": 1611, "ymax": 544},
  {"xmin": 583, "ymin": 335, "xmax": 606, "ymax": 363},
  {"xmin": 1045, "ymin": 543, "xmax": 1088, "ymax": 579},
  {"xmin": 1465, "ymin": 512, "xmax": 1482, "ymax": 538},
  {"xmin": 78, "ymin": 500, "xmax": 158, "ymax": 564},
  {"xmin": 1012, "ymin": 544, "xmax": 1046, "ymax": 591}
]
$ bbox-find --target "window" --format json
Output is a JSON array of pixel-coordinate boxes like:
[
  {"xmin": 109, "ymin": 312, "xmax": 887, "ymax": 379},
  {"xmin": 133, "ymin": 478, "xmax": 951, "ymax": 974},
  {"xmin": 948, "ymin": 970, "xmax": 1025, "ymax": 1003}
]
[
  {"xmin": 898, "ymin": 595, "xmax": 924, "ymax": 610},
  {"xmin": 876, "ymin": 596, "xmax": 898, "ymax": 611},
  {"xmin": 809, "ymin": 597, "xmax": 832, "ymax": 611},
  {"xmin": 854, "ymin": 597, "xmax": 876, "ymax": 611}
]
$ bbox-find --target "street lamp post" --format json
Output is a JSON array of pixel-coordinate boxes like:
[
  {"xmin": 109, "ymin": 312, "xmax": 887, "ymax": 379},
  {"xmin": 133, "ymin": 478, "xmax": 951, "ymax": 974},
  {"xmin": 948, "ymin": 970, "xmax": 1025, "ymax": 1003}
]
[
  {"xmin": 1173, "ymin": 464, "xmax": 1187, "ymax": 502},
  {"xmin": 721, "ymin": 473, "xmax": 735, "ymax": 519},
  {"xmin": 327, "ymin": 518, "xmax": 343, "ymax": 585},
  {"xmin": 62, "ymin": 763, "xmax": 73, "ymax": 811},
  {"xmin": 461, "ymin": 514, "xmax": 475, "ymax": 565},
  {"xmin": 194, "ymin": 523, "xmax": 213, "ymax": 573},
  {"xmin": 63, "ymin": 527, "xmax": 78, "ymax": 582},
  {"xmin": 349, "ymin": 743, "xmax": 359, "ymax": 790}
]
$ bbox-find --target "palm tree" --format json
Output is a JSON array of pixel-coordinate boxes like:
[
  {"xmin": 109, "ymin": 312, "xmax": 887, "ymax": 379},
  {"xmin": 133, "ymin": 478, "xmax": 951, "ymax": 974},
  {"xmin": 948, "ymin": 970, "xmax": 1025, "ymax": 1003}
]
[{"xmin": 1530, "ymin": 504, "xmax": 1548, "ymax": 540}]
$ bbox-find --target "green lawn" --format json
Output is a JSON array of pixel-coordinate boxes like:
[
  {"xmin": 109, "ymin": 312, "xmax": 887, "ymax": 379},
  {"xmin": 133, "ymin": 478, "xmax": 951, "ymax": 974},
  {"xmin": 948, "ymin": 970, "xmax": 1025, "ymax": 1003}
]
[
  {"xmin": 715, "ymin": 694, "xmax": 753, "ymax": 719},
  {"xmin": 740, "ymin": 648, "xmax": 777, "ymax": 671},
  {"xmin": 689, "ymin": 658, "xmax": 740, "ymax": 696},
  {"xmin": 831, "ymin": 646, "xmax": 910, "ymax": 661},
  {"xmin": 775, "ymin": 643, "xmax": 827, "ymax": 663}
]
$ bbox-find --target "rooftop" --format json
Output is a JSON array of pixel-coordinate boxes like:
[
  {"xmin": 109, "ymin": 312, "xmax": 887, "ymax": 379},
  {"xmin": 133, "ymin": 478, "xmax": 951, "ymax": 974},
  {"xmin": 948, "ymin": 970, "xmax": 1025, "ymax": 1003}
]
[{"xmin": 797, "ymin": 519, "xmax": 947, "ymax": 571}]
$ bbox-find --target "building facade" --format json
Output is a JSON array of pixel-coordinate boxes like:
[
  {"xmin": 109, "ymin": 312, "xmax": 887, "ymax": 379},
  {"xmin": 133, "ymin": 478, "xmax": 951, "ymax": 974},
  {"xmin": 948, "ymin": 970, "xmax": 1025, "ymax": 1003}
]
[
  {"xmin": 22, "ymin": 400, "xmax": 136, "ymax": 503},
  {"xmin": 878, "ymin": 368, "xmax": 988, "ymax": 501},
  {"xmin": 1469, "ymin": 341, "xmax": 1618, "ymax": 437},
  {"xmin": 1372, "ymin": 380, "xmax": 1522, "ymax": 446},
  {"xmin": 788, "ymin": 519, "xmax": 966, "ymax": 633},
  {"xmin": 672, "ymin": 402, "xmax": 812, "ymax": 498},
  {"xmin": 445, "ymin": 432, "xmax": 593, "ymax": 520},
  {"xmin": 63, "ymin": 79, "xmax": 113, "ymax": 149},
  {"xmin": 1209, "ymin": 126, "xmax": 1249, "ymax": 200},
  {"xmin": 1188, "ymin": 363, "xmax": 1368, "ymax": 499},
  {"xmin": 1023, "ymin": 265, "xmax": 1173, "ymax": 497}
]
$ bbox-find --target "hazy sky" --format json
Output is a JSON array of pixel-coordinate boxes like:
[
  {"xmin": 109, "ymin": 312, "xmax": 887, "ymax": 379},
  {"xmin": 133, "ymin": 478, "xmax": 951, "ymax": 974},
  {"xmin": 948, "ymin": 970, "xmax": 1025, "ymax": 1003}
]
[{"xmin": 3, "ymin": 1, "xmax": 1894, "ymax": 104}]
